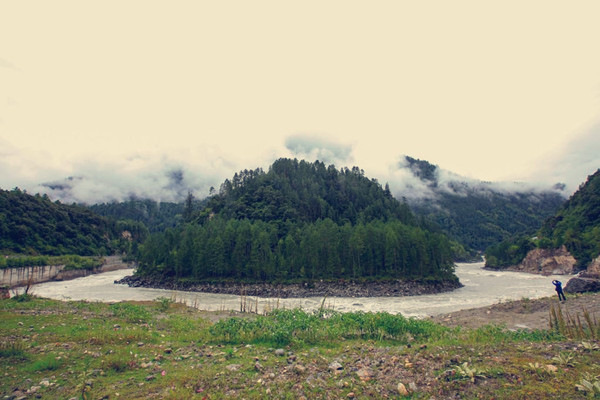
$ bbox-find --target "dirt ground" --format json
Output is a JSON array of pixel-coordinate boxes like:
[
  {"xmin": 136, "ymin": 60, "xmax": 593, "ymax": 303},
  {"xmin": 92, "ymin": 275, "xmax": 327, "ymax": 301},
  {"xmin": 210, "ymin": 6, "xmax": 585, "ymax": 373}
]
[{"xmin": 431, "ymin": 291, "xmax": 600, "ymax": 331}]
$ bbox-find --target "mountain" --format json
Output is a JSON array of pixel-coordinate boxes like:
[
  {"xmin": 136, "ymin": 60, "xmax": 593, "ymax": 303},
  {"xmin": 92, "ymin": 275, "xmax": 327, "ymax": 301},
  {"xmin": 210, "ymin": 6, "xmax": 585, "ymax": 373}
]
[
  {"xmin": 0, "ymin": 188, "xmax": 118, "ymax": 255},
  {"xmin": 537, "ymin": 169, "xmax": 600, "ymax": 268},
  {"xmin": 485, "ymin": 169, "xmax": 600, "ymax": 271},
  {"xmin": 401, "ymin": 156, "xmax": 566, "ymax": 252},
  {"xmin": 135, "ymin": 159, "xmax": 459, "ymax": 284},
  {"xmin": 202, "ymin": 158, "xmax": 415, "ymax": 226}
]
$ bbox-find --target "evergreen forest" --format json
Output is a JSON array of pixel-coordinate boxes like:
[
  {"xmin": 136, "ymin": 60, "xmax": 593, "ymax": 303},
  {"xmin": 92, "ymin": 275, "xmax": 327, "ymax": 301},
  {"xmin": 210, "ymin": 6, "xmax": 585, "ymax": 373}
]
[
  {"xmin": 404, "ymin": 157, "xmax": 566, "ymax": 252},
  {"xmin": 0, "ymin": 188, "xmax": 145, "ymax": 256},
  {"xmin": 485, "ymin": 169, "xmax": 600, "ymax": 269},
  {"xmin": 135, "ymin": 159, "xmax": 458, "ymax": 283}
]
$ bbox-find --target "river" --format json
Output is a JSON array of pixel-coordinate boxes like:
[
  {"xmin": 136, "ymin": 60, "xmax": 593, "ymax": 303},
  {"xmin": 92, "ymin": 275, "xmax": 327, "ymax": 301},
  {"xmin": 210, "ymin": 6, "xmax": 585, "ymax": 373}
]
[{"xmin": 24, "ymin": 262, "xmax": 567, "ymax": 318}]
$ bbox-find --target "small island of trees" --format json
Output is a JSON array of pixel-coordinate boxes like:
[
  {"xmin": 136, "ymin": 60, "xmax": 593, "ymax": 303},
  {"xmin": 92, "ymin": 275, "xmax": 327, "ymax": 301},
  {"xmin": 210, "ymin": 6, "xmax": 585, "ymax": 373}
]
[{"xmin": 135, "ymin": 159, "xmax": 459, "ymax": 284}]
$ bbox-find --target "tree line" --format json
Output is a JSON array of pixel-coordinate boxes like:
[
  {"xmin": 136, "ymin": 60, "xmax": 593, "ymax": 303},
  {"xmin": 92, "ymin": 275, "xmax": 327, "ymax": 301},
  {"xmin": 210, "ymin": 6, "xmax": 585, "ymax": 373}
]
[{"xmin": 136, "ymin": 217, "xmax": 456, "ymax": 282}]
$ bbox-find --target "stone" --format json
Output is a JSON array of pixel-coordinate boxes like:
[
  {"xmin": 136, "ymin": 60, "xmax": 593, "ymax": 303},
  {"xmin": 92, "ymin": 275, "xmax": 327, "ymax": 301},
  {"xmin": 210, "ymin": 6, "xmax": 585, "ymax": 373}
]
[
  {"xmin": 293, "ymin": 364, "xmax": 306, "ymax": 374},
  {"xmin": 581, "ymin": 256, "xmax": 600, "ymax": 278},
  {"xmin": 545, "ymin": 364, "xmax": 558, "ymax": 373},
  {"xmin": 504, "ymin": 246, "xmax": 577, "ymax": 275},
  {"xmin": 564, "ymin": 277, "xmax": 600, "ymax": 293},
  {"xmin": 356, "ymin": 368, "xmax": 372, "ymax": 382},
  {"xmin": 328, "ymin": 362, "xmax": 343, "ymax": 372},
  {"xmin": 275, "ymin": 349, "xmax": 285, "ymax": 356},
  {"xmin": 226, "ymin": 364, "xmax": 241, "ymax": 372},
  {"xmin": 397, "ymin": 382, "xmax": 409, "ymax": 396}
]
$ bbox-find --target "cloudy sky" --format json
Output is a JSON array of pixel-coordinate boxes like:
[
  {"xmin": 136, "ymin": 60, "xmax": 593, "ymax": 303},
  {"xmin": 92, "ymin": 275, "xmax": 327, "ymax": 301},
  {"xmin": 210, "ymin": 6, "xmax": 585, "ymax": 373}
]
[{"xmin": 1, "ymin": 1, "xmax": 599, "ymax": 203}]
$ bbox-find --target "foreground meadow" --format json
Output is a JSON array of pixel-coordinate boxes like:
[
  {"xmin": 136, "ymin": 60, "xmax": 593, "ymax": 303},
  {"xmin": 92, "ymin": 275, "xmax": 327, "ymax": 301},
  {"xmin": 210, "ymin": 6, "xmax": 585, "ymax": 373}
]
[{"xmin": 1, "ymin": 294, "xmax": 600, "ymax": 399}]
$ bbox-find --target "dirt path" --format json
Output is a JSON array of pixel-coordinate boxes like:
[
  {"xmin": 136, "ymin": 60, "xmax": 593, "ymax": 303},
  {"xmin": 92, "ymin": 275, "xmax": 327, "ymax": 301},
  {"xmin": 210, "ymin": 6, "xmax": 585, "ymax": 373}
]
[{"xmin": 431, "ymin": 291, "xmax": 600, "ymax": 330}]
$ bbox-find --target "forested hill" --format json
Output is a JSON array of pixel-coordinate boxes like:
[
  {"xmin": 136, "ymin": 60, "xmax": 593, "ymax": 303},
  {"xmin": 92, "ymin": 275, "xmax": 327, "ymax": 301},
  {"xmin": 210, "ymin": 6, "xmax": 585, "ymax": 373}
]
[
  {"xmin": 0, "ymin": 188, "xmax": 118, "ymax": 255},
  {"xmin": 538, "ymin": 169, "xmax": 600, "ymax": 267},
  {"xmin": 202, "ymin": 158, "xmax": 415, "ymax": 226},
  {"xmin": 403, "ymin": 156, "xmax": 566, "ymax": 251},
  {"xmin": 136, "ymin": 159, "xmax": 458, "ymax": 283},
  {"xmin": 485, "ymin": 169, "xmax": 600, "ymax": 269}
]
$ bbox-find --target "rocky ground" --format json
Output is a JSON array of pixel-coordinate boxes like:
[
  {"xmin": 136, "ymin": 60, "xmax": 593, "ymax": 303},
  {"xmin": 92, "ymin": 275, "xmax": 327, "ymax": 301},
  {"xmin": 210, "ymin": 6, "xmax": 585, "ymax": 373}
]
[
  {"xmin": 116, "ymin": 274, "xmax": 463, "ymax": 298},
  {"xmin": 4, "ymin": 294, "xmax": 600, "ymax": 399}
]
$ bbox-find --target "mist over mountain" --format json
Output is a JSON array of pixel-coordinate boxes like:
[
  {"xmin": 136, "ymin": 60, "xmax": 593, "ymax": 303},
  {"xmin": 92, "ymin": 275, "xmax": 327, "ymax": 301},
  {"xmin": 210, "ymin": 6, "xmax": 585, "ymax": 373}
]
[
  {"xmin": 485, "ymin": 168, "xmax": 600, "ymax": 270},
  {"xmin": 27, "ymin": 153, "xmax": 570, "ymax": 254},
  {"xmin": 400, "ymin": 156, "xmax": 567, "ymax": 251}
]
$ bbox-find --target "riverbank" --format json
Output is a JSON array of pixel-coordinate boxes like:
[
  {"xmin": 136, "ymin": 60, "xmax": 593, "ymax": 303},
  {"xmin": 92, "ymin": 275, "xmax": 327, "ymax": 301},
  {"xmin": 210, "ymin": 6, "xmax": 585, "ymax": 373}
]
[
  {"xmin": 432, "ymin": 291, "xmax": 600, "ymax": 331},
  {"xmin": 115, "ymin": 274, "xmax": 463, "ymax": 298},
  {"xmin": 2, "ymin": 256, "xmax": 134, "ymax": 288}
]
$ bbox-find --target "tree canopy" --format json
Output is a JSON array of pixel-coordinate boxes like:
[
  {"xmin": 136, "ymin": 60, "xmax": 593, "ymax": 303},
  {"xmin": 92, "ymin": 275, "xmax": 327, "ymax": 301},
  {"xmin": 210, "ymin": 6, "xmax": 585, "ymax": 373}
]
[
  {"xmin": 136, "ymin": 159, "xmax": 458, "ymax": 283},
  {"xmin": 0, "ymin": 188, "xmax": 119, "ymax": 255}
]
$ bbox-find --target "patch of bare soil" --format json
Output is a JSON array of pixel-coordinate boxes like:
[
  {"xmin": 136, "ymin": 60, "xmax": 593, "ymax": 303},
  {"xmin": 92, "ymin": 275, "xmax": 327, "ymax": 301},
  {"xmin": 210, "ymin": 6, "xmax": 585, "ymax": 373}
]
[{"xmin": 432, "ymin": 292, "xmax": 600, "ymax": 331}]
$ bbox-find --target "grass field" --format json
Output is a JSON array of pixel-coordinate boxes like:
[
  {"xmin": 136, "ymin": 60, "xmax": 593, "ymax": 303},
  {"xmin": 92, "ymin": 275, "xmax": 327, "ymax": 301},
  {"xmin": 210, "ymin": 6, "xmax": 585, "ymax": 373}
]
[{"xmin": 1, "ymin": 294, "xmax": 600, "ymax": 399}]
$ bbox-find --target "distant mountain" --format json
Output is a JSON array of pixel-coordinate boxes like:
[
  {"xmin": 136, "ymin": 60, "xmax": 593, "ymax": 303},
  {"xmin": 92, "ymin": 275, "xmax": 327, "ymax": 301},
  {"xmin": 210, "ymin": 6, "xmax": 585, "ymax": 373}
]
[
  {"xmin": 401, "ymin": 156, "xmax": 566, "ymax": 252},
  {"xmin": 0, "ymin": 188, "xmax": 118, "ymax": 255},
  {"xmin": 485, "ymin": 169, "xmax": 600, "ymax": 270},
  {"xmin": 89, "ymin": 199, "xmax": 187, "ymax": 233}
]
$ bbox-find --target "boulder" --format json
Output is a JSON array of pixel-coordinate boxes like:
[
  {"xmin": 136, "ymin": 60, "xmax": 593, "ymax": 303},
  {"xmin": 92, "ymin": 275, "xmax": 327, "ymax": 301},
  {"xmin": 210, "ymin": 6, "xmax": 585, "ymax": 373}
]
[
  {"xmin": 564, "ymin": 277, "xmax": 600, "ymax": 293},
  {"xmin": 508, "ymin": 246, "xmax": 577, "ymax": 275},
  {"xmin": 580, "ymin": 256, "xmax": 600, "ymax": 279}
]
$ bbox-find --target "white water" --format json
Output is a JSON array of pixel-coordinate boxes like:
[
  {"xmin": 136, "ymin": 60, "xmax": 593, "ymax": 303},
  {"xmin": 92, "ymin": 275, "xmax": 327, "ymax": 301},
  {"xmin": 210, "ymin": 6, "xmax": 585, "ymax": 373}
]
[{"xmin": 25, "ymin": 262, "xmax": 568, "ymax": 318}]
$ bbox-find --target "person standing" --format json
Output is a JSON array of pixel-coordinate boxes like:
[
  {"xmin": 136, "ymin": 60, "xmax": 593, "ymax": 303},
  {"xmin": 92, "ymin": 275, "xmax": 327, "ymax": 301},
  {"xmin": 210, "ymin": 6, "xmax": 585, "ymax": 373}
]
[{"xmin": 552, "ymin": 280, "xmax": 566, "ymax": 301}]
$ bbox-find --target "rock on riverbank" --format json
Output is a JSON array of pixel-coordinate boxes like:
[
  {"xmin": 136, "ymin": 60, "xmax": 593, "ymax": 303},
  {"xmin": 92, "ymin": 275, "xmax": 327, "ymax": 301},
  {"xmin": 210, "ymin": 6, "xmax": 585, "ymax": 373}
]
[{"xmin": 115, "ymin": 275, "xmax": 463, "ymax": 298}]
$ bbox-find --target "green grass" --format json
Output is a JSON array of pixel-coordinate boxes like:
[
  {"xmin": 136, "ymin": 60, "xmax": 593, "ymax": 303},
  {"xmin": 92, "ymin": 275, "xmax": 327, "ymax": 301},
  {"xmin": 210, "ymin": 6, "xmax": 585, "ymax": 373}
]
[{"xmin": 1, "ymin": 295, "xmax": 599, "ymax": 399}]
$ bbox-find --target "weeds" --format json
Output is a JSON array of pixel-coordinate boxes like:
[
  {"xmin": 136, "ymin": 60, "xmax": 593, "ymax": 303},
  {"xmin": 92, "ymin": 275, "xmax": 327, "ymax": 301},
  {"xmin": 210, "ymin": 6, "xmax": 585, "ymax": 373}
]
[
  {"xmin": 576, "ymin": 374, "xmax": 600, "ymax": 397},
  {"xmin": 581, "ymin": 341, "xmax": 600, "ymax": 351},
  {"xmin": 209, "ymin": 308, "xmax": 448, "ymax": 346},
  {"xmin": 156, "ymin": 296, "xmax": 173, "ymax": 312},
  {"xmin": 25, "ymin": 354, "xmax": 62, "ymax": 372},
  {"xmin": 550, "ymin": 304, "xmax": 599, "ymax": 340},
  {"xmin": 0, "ymin": 341, "xmax": 27, "ymax": 359},
  {"xmin": 552, "ymin": 351, "xmax": 577, "ymax": 367},
  {"xmin": 525, "ymin": 362, "xmax": 555, "ymax": 378},
  {"xmin": 109, "ymin": 302, "xmax": 151, "ymax": 323},
  {"xmin": 450, "ymin": 362, "xmax": 486, "ymax": 383}
]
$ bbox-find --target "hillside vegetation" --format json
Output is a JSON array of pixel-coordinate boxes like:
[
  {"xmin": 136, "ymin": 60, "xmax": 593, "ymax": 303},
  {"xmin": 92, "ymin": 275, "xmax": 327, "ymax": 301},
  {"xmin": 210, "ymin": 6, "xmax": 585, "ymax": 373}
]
[
  {"xmin": 0, "ymin": 188, "xmax": 118, "ymax": 256},
  {"xmin": 135, "ymin": 159, "xmax": 459, "ymax": 283},
  {"xmin": 486, "ymin": 169, "xmax": 600, "ymax": 269},
  {"xmin": 404, "ymin": 157, "xmax": 565, "ymax": 252}
]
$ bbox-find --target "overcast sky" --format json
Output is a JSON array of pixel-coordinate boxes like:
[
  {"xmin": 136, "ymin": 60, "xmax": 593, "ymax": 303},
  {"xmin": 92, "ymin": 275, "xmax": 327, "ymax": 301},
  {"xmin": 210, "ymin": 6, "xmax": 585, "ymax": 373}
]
[{"xmin": 1, "ymin": 1, "xmax": 599, "ymax": 203}]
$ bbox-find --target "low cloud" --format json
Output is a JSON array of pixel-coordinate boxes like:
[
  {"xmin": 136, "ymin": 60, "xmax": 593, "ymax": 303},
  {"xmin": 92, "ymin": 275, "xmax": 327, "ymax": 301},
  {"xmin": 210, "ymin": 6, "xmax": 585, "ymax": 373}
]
[
  {"xmin": 527, "ymin": 121, "xmax": 600, "ymax": 194},
  {"xmin": 383, "ymin": 156, "xmax": 567, "ymax": 203},
  {"xmin": 0, "ymin": 145, "xmax": 244, "ymax": 204},
  {"xmin": 285, "ymin": 134, "xmax": 353, "ymax": 166},
  {"xmin": 0, "ymin": 57, "xmax": 19, "ymax": 71}
]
